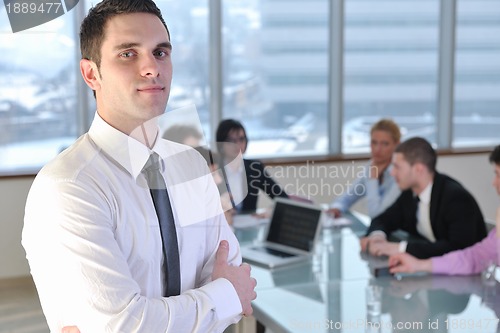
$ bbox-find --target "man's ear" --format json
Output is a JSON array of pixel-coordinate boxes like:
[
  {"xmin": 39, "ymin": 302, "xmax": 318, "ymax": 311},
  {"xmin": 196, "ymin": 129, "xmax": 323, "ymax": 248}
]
[
  {"xmin": 80, "ymin": 59, "xmax": 101, "ymax": 91},
  {"xmin": 413, "ymin": 162, "xmax": 425, "ymax": 175}
]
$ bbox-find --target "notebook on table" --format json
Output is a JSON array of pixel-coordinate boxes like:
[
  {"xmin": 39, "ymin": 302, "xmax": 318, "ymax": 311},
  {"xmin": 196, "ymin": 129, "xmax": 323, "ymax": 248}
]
[{"xmin": 241, "ymin": 198, "xmax": 324, "ymax": 268}]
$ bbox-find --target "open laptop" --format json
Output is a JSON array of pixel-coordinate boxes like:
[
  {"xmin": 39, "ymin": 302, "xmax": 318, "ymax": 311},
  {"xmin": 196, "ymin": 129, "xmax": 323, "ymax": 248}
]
[{"xmin": 241, "ymin": 198, "xmax": 324, "ymax": 268}]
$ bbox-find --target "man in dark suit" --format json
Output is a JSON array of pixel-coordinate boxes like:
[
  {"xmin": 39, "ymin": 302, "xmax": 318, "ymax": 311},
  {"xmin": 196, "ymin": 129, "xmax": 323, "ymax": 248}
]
[{"xmin": 360, "ymin": 137, "xmax": 486, "ymax": 259}]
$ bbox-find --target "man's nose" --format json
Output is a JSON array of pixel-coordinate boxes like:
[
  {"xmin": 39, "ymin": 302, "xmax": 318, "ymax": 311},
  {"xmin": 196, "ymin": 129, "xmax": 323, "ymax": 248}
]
[{"xmin": 140, "ymin": 54, "xmax": 160, "ymax": 77}]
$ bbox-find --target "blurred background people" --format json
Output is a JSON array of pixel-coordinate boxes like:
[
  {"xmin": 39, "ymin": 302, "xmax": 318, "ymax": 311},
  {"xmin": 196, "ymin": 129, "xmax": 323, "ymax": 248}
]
[
  {"xmin": 163, "ymin": 124, "xmax": 203, "ymax": 147},
  {"xmin": 216, "ymin": 119, "xmax": 288, "ymax": 214},
  {"xmin": 362, "ymin": 137, "xmax": 487, "ymax": 259},
  {"xmin": 327, "ymin": 119, "xmax": 401, "ymax": 218},
  {"xmin": 389, "ymin": 145, "xmax": 500, "ymax": 275}
]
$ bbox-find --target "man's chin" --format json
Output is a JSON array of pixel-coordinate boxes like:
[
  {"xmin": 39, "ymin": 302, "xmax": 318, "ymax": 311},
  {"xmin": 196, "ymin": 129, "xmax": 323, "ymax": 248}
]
[{"xmin": 396, "ymin": 183, "xmax": 408, "ymax": 191}]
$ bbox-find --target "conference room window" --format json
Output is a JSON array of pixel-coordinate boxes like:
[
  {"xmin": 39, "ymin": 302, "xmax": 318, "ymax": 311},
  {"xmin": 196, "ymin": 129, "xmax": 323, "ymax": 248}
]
[
  {"xmin": 222, "ymin": 0, "xmax": 330, "ymax": 158},
  {"xmin": 453, "ymin": 0, "xmax": 500, "ymax": 148},
  {"xmin": 156, "ymin": 0, "xmax": 210, "ymax": 140},
  {"xmin": 342, "ymin": 0, "xmax": 440, "ymax": 154},
  {"xmin": 2, "ymin": 0, "xmax": 500, "ymax": 176},
  {"xmin": 0, "ymin": 9, "xmax": 78, "ymax": 175}
]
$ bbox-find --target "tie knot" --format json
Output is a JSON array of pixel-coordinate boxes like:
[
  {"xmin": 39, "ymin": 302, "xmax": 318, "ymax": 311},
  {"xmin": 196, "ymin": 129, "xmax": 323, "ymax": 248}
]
[
  {"xmin": 142, "ymin": 153, "xmax": 166, "ymax": 189},
  {"xmin": 143, "ymin": 153, "xmax": 161, "ymax": 172}
]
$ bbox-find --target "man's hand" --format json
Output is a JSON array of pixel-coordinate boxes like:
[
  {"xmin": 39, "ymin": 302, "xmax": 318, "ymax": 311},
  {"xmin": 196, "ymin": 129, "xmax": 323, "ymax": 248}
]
[
  {"xmin": 326, "ymin": 208, "xmax": 341, "ymax": 218},
  {"xmin": 62, "ymin": 326, "xmax": 80, "ymax": 333},
  {"xmin": 212, "ymin": 240, "xmax": 257, "ymax": 316},
  {"xmin": 360, "ymin": 236, "xmax": 370, "ymax": 252},
  {"xmin": 367, "ymin": 239, "xmax": 399, "ymax": 257},
  {"xmin": 360, "ymin": 234, "xmax": 385, "ymax": 253},
  {"xmin": 388, "ymin": 253, "xmax": 432, "ymax": 274}
]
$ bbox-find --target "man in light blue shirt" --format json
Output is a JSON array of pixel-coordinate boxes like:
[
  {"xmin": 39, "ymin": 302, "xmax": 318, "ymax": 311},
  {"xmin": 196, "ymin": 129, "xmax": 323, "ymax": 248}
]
[{"xmin": 328, "ymin": 119, "xmax": 401, "ymax": 218}]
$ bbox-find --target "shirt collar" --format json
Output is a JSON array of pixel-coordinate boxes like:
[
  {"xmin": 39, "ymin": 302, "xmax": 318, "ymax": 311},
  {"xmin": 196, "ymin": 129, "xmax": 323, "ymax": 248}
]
[
  {"xmin": 225, "ymin": 154, "xmax": 244, "ymax": 174},
  {"xmin": 88, "ymin": 112, "xmax": 164, "ymax": 180},
  {"xmin": 417, "ymin": 181, "xmax": 433, "ymax": 204}
]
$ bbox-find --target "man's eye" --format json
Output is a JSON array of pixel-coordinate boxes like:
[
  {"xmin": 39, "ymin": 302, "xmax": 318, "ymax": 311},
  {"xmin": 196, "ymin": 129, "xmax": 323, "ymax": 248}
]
[
  {"xmin": 120, "ymin": 51, "xmax": 134, "ymax": 58},
  {"xmin": 154, "ymin": 50, "xmax": 167, "ymax": 57}
]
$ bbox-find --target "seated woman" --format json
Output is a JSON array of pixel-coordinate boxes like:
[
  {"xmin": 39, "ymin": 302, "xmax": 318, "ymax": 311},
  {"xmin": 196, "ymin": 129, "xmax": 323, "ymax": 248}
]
[
  {"xmin": 216, "ymin": 119, "xmax": 288, "ymax": 214},
  {"xmin": 327, "ymin": 118, "xmax": 402, "ymax": 218},
  {"xmin": 388, "ymin": 145, "xmax": 500, "ymax": 275}
]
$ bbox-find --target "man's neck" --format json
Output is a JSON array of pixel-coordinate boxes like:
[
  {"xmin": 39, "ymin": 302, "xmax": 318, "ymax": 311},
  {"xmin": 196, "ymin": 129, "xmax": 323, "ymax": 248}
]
[
  {"xmin": 413, "ymin": 172, "xmax": 435, "ymax": 196},
  {"xmin": 96, "ymin": 110, "xmax": 160, "ymax": 149}
]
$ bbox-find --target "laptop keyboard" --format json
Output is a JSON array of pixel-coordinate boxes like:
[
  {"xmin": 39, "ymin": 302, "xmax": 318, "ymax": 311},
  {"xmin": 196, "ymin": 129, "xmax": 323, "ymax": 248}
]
[{"xmin": 254, "ymin": 247, "xmax": 297, "ymax": 258}]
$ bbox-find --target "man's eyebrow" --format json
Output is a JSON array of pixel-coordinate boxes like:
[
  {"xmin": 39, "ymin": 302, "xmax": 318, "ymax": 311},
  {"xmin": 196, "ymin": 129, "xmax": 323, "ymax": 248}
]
[
  {"xmin": 114, "ymin": 42, "xmax": 140, "ymax": 51},
  {"xmin": 157, "ymin": 42, "xmax": 172, "ymax": 50},
  {"xmin": 113, "ymin": 41, "xmax": 172, "ymax": 51}
]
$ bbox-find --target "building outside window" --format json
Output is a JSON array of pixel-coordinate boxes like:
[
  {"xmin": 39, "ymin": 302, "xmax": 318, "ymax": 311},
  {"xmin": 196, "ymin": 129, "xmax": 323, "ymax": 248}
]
[{"xmin": 0, "ymin": 0, "xmax": 499, "ymax": 175}]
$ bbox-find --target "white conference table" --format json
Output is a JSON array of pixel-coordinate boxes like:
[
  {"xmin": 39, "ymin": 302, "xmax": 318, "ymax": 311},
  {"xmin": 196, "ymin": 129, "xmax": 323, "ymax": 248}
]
[{"xmin": 233, "ymin": 211, "xmax": 500, "ymax": 333}]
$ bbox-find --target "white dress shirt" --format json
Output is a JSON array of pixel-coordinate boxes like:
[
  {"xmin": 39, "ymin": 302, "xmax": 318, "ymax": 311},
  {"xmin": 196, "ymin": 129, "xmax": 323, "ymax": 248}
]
[
  {"xmin": 224, "ymin": 156, "xmax": 247, "ymax": 210},
  {"xmin": 399, "ymin": 182, "xmax": 435, "ymax": 252},
  {"xmin": 416, "ymin": 182, "xmax": 435, "ymax": 242},
  {"xmin": 22, "ymin": 113, "xmax": 242, "ymax": 332}
]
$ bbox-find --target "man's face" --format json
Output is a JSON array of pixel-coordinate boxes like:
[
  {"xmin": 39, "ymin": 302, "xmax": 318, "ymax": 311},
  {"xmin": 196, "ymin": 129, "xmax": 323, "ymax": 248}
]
[
  {"xmin": 493, "ymin": 164, "xmax": 500, "ymax": 195},
  {"xmin": 370, "ymin": 130, "xmax": 398, "ymax": 166},
  {"xmin": 92, "ymin": 12, "xmax": 172, "ymax": 134},
  {"xmin": 390, "ymin": 152, "xmax": 416, "ymax": 190}
]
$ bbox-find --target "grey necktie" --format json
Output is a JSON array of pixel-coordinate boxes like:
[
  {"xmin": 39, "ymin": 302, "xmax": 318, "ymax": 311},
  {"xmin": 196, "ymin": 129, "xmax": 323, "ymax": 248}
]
[{"xmin": 142, "ymin": 153, "xmax": 181, "ymax": 297}]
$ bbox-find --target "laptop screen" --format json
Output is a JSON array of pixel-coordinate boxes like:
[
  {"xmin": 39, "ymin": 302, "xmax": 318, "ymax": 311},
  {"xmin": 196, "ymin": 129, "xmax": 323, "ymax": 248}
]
[{"xmin": 266, "ymin": 200, "xmax": 322, "ymax": 251}]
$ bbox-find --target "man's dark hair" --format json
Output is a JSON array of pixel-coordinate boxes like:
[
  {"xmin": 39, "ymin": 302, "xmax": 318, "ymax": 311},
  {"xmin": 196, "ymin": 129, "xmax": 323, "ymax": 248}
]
[
  {"xmin": 489, "ymin": 145, "xmax": 500, "ymax": 165},
  {"xmin": 216, "ymin": 119, "xmax": 247, "ymax": 143},
  {"xmin": 80, "ymin": 0, "xmax": 169, "ymax": 69},
  {"xmin": 395, "ymin": 137, "xmax": 437, "ymax": 173}
]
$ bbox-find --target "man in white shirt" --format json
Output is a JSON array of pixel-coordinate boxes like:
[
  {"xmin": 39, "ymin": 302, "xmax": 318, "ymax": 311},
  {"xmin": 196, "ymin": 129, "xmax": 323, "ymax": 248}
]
[{"xmin": 22, "ymin": 1, "xmax": 256, "ymax": 332}]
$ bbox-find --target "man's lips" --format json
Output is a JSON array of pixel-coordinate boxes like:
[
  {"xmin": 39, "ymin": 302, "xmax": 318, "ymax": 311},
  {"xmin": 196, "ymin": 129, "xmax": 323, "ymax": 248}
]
[{"xmin": 137, "ymin": 85, "xmax": 165, "ymax": 92}]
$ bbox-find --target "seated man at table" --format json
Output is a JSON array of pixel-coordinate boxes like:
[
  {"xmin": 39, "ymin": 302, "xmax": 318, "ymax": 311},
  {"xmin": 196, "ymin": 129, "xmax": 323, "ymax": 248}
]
[
  {"xmin": 388, "ymin": 145, "xmax": 500, "ymax": 274},
  {"xmin": 361, "ymin": 137, "xmax": 487, "ymax": 259}
]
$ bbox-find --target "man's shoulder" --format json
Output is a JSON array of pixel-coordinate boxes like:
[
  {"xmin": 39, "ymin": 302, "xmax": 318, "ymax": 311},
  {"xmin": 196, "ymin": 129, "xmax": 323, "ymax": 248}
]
[
  {"xmin": 434, "ymin": 172, "xmax": 467, "ymax": 193},
  {"xmin": 37, "ymin": 133, "xmax": 101, "ymax": 182},
  {"xmin": 433, "ymin": 172, "xmax": 478, "ymax": 205}
]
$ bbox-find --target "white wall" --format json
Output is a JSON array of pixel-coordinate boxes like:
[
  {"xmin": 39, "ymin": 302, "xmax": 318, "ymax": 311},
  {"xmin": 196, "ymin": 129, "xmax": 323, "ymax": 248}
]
[
  {"xmin": 1, "ymin": 152, "xmax": 497, "ymax": 279},
  {"xmin": 0, "ymin": 177, "xmax": 34, "ymax": 279}
]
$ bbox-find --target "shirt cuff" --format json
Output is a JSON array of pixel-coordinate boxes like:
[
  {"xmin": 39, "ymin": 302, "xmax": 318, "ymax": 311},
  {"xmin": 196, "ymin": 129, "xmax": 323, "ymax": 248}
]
[
  {"xmin": 398, "ymin": 241, "xmax": 408, "ymax": 253},
  {"xmin": 201, "ymin": 278, "xmax": 242, "ymax": 321}
]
